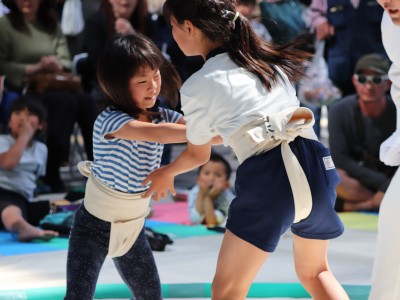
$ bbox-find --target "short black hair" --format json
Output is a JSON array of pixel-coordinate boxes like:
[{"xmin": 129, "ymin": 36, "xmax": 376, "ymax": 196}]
[
  {"xmin": 8, "ymin": 95, "xmax": 47, "ymax": 123},
  {"xmin": 198, "ymin": 152, "xmax": 232, "ymax": 181}
]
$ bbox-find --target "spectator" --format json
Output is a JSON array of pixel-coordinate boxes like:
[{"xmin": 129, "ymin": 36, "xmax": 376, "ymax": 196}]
[
  {"xmin": 310, "ymin": 0, "xmax": 386, "ymax": 96},
  {"xmin": 0, "ymin": 0, "xmax": 98, "ymax": 192},
  {"xmin": 236, "ymin": 0, "xmax": 272, "ymax": 42},
  {"xmin": 0, "ymin": 96, "xmax": 58, "ymax": 241},
  {"xmin": 188, "ymin": 152, "xmax": 235, "ymax": 227},
  {"xmin": 328, "ymin": 54, "xmax": 397, "ymax": 211},
  {"xmin": 259, "ymin": 0, "xmax": 307, "ymax": 45},
  {"xmin": 82, "ymin": 0, "xmax": 157, "ymax": 98}
]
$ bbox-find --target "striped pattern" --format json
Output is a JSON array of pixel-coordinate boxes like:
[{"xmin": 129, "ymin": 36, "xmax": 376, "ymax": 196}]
[{"xmin": 91, "ymin": 106, "xmax": 181, "ymax": 193}]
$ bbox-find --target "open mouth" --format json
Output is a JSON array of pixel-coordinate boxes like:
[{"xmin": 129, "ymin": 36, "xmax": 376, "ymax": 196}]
[{"xmin": 388, "ymin": 9, "xmax": 399, "ymax": 14}]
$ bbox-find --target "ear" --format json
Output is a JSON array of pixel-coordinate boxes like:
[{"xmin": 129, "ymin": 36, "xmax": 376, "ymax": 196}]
[
  {"xmin": 351, "ymin": 74, "xmax": 358, "ymax": 87},
  {"xmin": 224, "ymin": 181, "xmax": 230, "ymax": 189},
  {"xmin": 384, "ymin": 79, "xmax": 391, "ymax": 92},
  {"xmin": 183, "ymin": 20, "xmax": 195, "ymax": 38}
]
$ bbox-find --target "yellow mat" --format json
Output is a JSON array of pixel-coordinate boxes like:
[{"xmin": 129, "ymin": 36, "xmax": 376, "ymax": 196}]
[{"xmin": 338, "ymin": 212, "xmax": 378, "ymax": 232}]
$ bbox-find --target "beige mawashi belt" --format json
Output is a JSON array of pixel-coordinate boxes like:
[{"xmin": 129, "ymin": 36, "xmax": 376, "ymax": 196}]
[
  {"xmin": 230, "ymin": 107, "xmax": 316, "ymax": 223},
  {"xmin": 78, "ymin": 161, "xmax": 151, "ymax": 258}
]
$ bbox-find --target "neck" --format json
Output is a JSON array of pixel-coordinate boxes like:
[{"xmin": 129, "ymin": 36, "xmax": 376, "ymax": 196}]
[
  {"xmin": 359, "ymin": 96, "xmax": 387, "ymax": 118},
  {"xmin": 24, "ymin": 13, "xmax": 36, "ymax": 23},
  {"xmin": 200, "ymin": 40, "xmax": 222, "ymax": 61}
]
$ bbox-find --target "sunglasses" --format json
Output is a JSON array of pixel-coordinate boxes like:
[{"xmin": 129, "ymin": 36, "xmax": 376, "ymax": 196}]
[{"xmin": 353, "ymin": 74, "xmax": 387, "ymax": 85}]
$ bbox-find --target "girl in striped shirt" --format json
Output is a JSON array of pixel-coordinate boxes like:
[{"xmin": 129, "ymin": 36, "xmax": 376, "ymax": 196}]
[{"xmin": 64, "ymin": 33, "xmax": 186, "ymax": 300}]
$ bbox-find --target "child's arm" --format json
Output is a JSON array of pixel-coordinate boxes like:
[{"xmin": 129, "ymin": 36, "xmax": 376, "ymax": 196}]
[
  {"xmin": 143, "ymin": 141, "xmax": 212, "ymax": 200},
  {"xmin": 105, "ymin": 120, "xmax": 187, "ymax": 144},
  {"xmin": 0, "ymin": 121, "xmax": 34, "ymax": 170}
]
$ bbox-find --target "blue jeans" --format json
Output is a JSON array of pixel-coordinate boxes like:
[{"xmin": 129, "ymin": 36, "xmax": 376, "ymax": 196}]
[{"xmin": 65, "ymin": 205, "xmax": 162, "ymax": 300}]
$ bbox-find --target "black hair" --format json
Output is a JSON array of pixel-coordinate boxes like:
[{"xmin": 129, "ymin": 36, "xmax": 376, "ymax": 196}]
[
  {"xmin": 97, "ymin": 33, "xmax": 182, "ymax": 119},
  {"xmin": 8, "ymin": 95, "xmax": 47, "ymax": 123},
  {"xmin": 236, "ymin": 0, "xmax": 256, "ymax": 6},
  {"xmin": 198, "ymin": 152, "xmax": 232, "ymax": 181},
  {"xmin": 5, "ymin": 0, "xmax": 58, "ymax": 34},
  {"xmin": 163, "ymin": 0, "xmax": 311, "ymax": 91},
  {"xmin": 7, "ymin": 95, "xmax": 47, "ymax": 139}
]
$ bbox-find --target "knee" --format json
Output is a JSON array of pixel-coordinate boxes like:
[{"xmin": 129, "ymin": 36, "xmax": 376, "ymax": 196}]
[
  {"xmin": 295, "ymin": 267, "xmax": 328, "ymax": 285},
  {"xmin": 211, "ymin": 278, "xmax": 247, "ymax": 300}
]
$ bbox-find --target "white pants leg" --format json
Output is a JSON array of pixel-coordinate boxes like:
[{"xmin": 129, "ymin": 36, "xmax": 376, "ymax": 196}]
[{"xmin": 369, "ymin": 169, "xmax": 400, "ymax": 300}]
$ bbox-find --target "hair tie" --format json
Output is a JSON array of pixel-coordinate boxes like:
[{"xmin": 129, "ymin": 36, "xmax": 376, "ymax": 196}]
[
  {"xmin": 221, "ymin": 10, "xmax": 240, "ymax": 30},
  {"xmin": 232, "ymin": 11, "xmax": 240, "ymax": 23}
]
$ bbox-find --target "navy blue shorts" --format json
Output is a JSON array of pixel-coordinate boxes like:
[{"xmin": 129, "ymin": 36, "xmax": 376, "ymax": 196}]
[{"xmin": 226, "ymin": 137, "xmax": 344, "ymax": 252}]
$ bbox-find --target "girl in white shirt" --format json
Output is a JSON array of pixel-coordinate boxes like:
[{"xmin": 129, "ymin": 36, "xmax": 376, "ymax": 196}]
[
  {"xmin": 144, "ymin": 0, "xmax": 349, "ymax": 299},
  {"xmin": 369, "ymin": 1, "xmax": 400, "ymax": 299}
]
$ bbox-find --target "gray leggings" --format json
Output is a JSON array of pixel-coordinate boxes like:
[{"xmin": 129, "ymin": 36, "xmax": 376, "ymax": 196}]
[{"xmin": 65, "ymin": 205, "xmax": 162, "ymax": 300}]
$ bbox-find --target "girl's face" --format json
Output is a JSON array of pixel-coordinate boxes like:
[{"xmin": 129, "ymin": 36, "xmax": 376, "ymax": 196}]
[
  {"xmin": 8, "ymin": 108, "xmax": 42, "ymax": 137},
  {"xmin": 378, "ymin": 0, "xmax": 400, "ymax": 25},
  {"xmin": 15, "ymin": 0, "xmax": 41, "ymax": 20},
  {"xmin": 129, "ymin": 65, "xmax": 161, "ymax": 111},
  {"xmin": 108, "ymin": 0, "xmax": 138, "ymax": 19}
]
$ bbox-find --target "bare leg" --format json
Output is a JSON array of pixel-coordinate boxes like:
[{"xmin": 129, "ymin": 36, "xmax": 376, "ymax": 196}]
[
  {"xmin": 1, "ymin": 205, "xmax": 58, "ymax": 241},
  {"xmin": 211, "ymin": 230, "xmax": 269, "ymax": 300},
  {"xmin": 336, "ymin": 169, "xmax": 374, "ymax": 203},
  {"xmin": 336, "ymin": 169, "xmax": 377, "ymax": 211},
  {"xmin": 293, "ymin": 235, "xmax": 349, "ymax": 300}
]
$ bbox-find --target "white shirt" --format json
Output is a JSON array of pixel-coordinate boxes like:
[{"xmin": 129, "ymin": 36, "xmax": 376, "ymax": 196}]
[
  {"xmin": 180, "ymin": 52, "xmax": 300, "ymax": 146},
  {"xmin": 0, "ymin": 135, "xmax": 47, "ymax": 200},
  {"xmin": 382, "ymin": 12, "xmax": 400, "ymax": 129}
]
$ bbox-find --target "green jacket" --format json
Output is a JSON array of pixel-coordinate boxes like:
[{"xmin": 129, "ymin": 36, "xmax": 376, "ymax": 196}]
[{"xmin": 0, "ymin": 16, "xmax": 71, "ymax": 90}]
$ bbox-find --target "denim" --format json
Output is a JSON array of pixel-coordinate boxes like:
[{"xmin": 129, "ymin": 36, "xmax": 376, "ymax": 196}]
[{"xmin": 65, "ymin": 205, "xmax": 162, "ymax": 300}]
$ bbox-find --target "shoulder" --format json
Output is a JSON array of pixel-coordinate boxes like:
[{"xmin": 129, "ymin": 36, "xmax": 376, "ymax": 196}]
[
  {"xmin": 382, "ymin": 12, "xmax": 400, "ymax": 65},
  {"xmin": 33, "ymin": 140, "xmax": 48, "ymax": 154},
  {"xmin": 329, "ymin": 95, "xmax": 357, "ymax": 113},
  {"xmin": 86, "ymin": 10, "xmax": 106, "ymax": 26},
  {"xmin": 158, "ymin": 106, "xmax": 183, "ymax": 123},
  {"xmin": 96, "ymin": 107, "xmax": 132, "ymax": 129},
  {"xmin": 181, "ymin": 53, "xmax": 241, "ymax": 97},
  {"xmin": 0, "ymin": 16, "xmax": 11, "ymax": 32},
  {"xmin": 0, "ymin": 134, "xmax": 12, "ymax": 146},
  {"xmin": 0, "ymin": 15, "xmax": 9, "ymax": 25}
]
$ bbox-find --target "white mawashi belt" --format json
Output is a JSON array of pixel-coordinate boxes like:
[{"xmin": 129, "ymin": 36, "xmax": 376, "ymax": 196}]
[
  {"xmin": 78, "ymin": 161, "xmax": 150, "ymax": 257},
  {"xmin": 230, "ymin": 107, "xmax": 316, "ymax": 223}
]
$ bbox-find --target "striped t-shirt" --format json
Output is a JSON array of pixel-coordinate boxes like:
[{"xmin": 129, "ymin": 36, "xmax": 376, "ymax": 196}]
[{"xmin": 91, "ymin": 106, "xmax": 182, "ymax": 193}]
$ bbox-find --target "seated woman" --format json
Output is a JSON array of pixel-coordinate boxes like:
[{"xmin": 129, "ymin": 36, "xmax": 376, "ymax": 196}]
[{"xmin": 0, "ymin": 0, "xmax": 98, "ymax": 192}]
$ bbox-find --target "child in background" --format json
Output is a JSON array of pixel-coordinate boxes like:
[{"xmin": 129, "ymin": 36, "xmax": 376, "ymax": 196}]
[
  {"xmin": 0, "ymin": 95, "xmax": 58, "ymax": 241},
  {"xmin": 64, "ymin": 33, "xmax": 186, "ymax": 300},
  {"xmin": 188, "ymin": 152, "xmax": 235, "ymax": 226}
]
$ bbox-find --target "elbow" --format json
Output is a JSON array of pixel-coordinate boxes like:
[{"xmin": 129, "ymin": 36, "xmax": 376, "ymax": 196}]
[{"xmin": 1, "ymin": 162, "xmax": 16, "ymax": 171}]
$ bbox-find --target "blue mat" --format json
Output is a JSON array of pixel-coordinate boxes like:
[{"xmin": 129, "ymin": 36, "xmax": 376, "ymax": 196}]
[
  {"xmin": 0, "ymin": 221, "xmax": 220, "ymax": 256},
  {"xmin": 0, "ymin": 231, "xmax": 69, "ymax": 256}
]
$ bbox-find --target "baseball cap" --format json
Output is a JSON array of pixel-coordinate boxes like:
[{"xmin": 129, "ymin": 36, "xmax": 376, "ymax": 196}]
[{"xmin": 354, "ymin": 54, "xmax": 390, "ymax": 75}]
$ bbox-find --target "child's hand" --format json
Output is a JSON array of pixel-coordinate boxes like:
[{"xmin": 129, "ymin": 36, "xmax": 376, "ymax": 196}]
[
  {"xmin": 207, "ymin": 181, "xmax": 225, "ymax": 200},
  {"xmin": 142, "ymin": 166, "xmax": 176, "ymax": 201},
  {"xmin": 18, "ymin": 118, "xmax": 35, "ymax": 140},
  {"xmin": 208, "ymin": 184, "xmax": 225, "ymax": 200}
]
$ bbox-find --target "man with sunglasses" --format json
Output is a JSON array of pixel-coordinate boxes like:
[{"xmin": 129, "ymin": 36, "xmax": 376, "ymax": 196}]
[
  {"xmin": 369, "ymin": 1, "xmax": 400, "ymax": 299},
  {"xmin": 328, "ymin": 54, "xmax": 398, "ymax": 212}
]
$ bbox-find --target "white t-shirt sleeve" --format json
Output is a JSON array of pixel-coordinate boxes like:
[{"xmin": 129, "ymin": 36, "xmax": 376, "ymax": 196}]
[
  {"xmin": 181, "ymin": 93, "xmax": 216, "ymax": 145},
  {"xmin": 0, "ymin": 135, "xmax": 11, "ymax": 153},
  {"xmin": 382, "ymin": 12, "xmax": 400, "ymax": 129}
]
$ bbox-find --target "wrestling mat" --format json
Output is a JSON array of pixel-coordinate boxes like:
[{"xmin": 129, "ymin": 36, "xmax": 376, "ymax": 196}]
[{"xmin": 0, "ymin": 202, "xmax": 377, "ymax": 300}]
